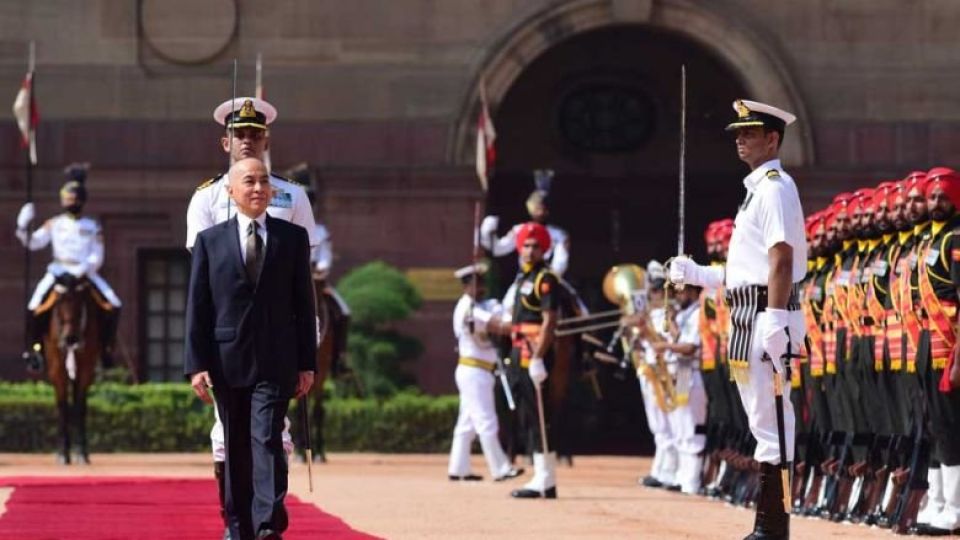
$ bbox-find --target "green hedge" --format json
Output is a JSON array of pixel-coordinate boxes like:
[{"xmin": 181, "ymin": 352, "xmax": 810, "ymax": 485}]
[{"xmin": 0, "ymin": 382, "xmax": 459, "ymax": 453}]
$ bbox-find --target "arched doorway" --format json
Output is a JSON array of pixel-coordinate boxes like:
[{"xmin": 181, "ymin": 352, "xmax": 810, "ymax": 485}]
[
  {"xmin": 487, "ymin": 24, "xmax": 753, "ymax": 455},
  {"xmin": 491, "ymin": 24, "xmax": 750, "ymax": 291}
]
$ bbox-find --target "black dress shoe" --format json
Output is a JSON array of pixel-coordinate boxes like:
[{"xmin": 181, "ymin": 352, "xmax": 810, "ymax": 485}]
[
  {"xmin": 640, "ymin": 476, "xmax": 663, "ymax": 488},
  {"xmin": 511, "ymin": 486, "xmax": 557, "ymax": 499},
  {"xmin": 495, "ymin": 468, "xmax": 525, "ymax": 481},
  {"xmin": 448, "ymin": 474, "xmax": 483, "ymax": 481},
  {"xmin": 665, "ymin": 484, "xmax": 682, "ymax": 492}
]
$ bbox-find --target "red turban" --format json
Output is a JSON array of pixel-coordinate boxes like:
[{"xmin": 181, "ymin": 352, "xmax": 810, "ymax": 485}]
[
  {"xmin": 853, "ymin": 188, "xmax": 875, "ymax": 213},
  {"xmin": 704, "ymin": 221, "xmax": 718, "ymax": 243},
  {"xmin": 889, "ymin": 180, "xmax": 907, "ymax": 208},
  {"xmin": 925, "ymin": 167, "xmax": 960, "ymax": 209},
  {"xmin": 904, "ymin": 171, "xmax": 929, "ymax": 198},
  {"xmin": 831, "ymin": 192, "xmax": 854, "ymax": 218},
  {"xmin": 873, "ymin": 182, "xmax": 895, "ymax": 210},
  {"xmin": 824, "ymin": 204, "xmax": 839, "ymax": 229},
  {"xmin": 515, "ymin": 222, "xmax": 551, "ymax": 253}
]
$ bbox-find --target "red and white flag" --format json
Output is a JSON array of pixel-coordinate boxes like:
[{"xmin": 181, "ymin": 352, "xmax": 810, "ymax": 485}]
[
  {"xmin": 12, "ymin": 71, "xmax": 38, "ymax": 165},
  {"xmin": 475, "ymin": 84, "xmax": 496, "ymax": 192}
]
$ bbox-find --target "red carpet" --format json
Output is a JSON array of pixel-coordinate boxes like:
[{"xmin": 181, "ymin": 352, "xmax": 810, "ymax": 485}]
[{"xmin": 0, "ymin": 476, "xmax": 380, "ymax": 540}]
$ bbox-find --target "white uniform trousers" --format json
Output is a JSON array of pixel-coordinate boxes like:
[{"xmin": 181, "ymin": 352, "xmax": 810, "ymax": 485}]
[
  {"xmin": 667, "ymin": 370, "xmax": 707, "ymax": 494},
  {"xmin": 638, "ymin": 371, "xmax": 677, "ymax": 485},
  {"xmin": 29, "ymin": 270, "xmax": 122, "ymax": 310},
  {"xmin": 734, "ymin": 314, "xmax": 804, "ymax": 464},
  {"xmin": 448, "ymin": 363, "xmax": 512, "ymax": 478},
  {"xmin": 211, "ymin": 405, "xmax": 293, "ymax": 462}
]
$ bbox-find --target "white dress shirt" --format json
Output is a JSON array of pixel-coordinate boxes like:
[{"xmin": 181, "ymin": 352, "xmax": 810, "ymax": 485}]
[
  {"xmin": 725, "ymin": 159, "xmax": 807, "ymax": 288},
  {"xmin": 236, "ymin": 211, "xmax": 268, "ymax": 262}
]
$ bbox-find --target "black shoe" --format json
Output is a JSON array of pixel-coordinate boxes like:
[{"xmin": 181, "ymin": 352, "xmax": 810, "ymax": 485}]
[
  {"xmin": 743, "ymin": 463, "xmax": 790, "ymax": 540},
  {"xmin": 511, "ymin": 486, "xmax": 557, "ymax": 499},
  {"xmin": 256, "ymin": 529, "xmax": 282, "ymax": 540},
  {"xmin": 665, "ymin": 484, "xmax": 682, "ymax": 492},
  {"xmin": 912, "ymin": 523, "xmax": 957, "ymax": 536},
  {"xmin": 448, "ymin": 474, "xmax": 483, "ymax": 481},
  {"xmin": 22, "ymin": 349, "xmax": 44, "ymax": 374},
  {"xmin": 495, "ymin": 468, "xmax": 525, "ymax": 481},
  {"xmin": 640, "ymin": 476, "xmax": 663, "ymax": 488}
]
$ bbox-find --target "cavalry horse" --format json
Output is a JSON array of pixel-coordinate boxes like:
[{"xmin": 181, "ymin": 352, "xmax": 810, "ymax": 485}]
[{"xmin": 36, "ymin": 274, "xmax": 105, "ymax": 464}]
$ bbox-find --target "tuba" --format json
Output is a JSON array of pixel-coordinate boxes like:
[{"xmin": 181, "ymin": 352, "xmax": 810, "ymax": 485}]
[{"xmin": 627, "ymin": 278, "xmax": 679, "ymax": 413}]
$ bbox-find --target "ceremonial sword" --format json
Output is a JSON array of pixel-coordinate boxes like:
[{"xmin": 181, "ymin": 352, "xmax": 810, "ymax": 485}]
[
  {"xmin": 226, "ymin": 58, "xmax": 238, "ymax": 221},
  {"xmin": 665, "ymin": 65, "xmax": 687, "ymax": 292},
  {"xmin": 677, "ymin": 64, "xmax": 687, "ymax": 258}
]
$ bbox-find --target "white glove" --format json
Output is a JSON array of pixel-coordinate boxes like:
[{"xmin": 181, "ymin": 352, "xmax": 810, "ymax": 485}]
[
  {"xmin": 17, "ymin": 203, "xmax": 35, "ymax": 230},
  {"xmin": 480, "ymin": 215, "xmax": 499, "ymax": 238},
  {"xmin": 668, "ymin": 256, "xmax": 724, "ymax": 289},
  {"xmin": 528, "ymin": 357, "xmax": 548, "ymax": 385},
  {"xmin": 757, "ymin": 308, "xmax": 790, "ymax": 374}
]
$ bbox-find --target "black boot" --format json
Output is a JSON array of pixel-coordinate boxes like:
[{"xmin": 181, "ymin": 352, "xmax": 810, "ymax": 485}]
[
  {"xmin": 214, "ymin": 461, "xmax": 231, "ymax": 540},
  {"xmin": 22, "ymin": 310, "xmax": 48, "ymax": 374},
  {"xmin": 743, "ymin": 462, "xmax": 790, "ymax": 540},
  {"xmin": 99, "ymin": 307, "xmax": 120, "ymax": 369}
]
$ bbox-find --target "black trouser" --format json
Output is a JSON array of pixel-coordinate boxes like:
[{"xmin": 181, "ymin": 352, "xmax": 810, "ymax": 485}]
[
  {"xmin": 216, "ymin": 381, "xmax": 291, "ymax": 540},
  {"xmin": 507, "ymin": 350, "xmax": 553, "ymax": 454},
  {"xmin": 858, "ymin": 335, "xmax": 889, "ymax": 435}
]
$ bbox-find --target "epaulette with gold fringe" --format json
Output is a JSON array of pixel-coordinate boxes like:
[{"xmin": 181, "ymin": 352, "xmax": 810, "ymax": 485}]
[
  {"xmin": 272, "ymin": 173, "xmax": 303, "ymax": 187},
  {"xmin": 196, "ymin": 177, "xmax": 217, "ymax": 191},
  {"xmin": 765, "ymin": 169, "xmax": 781, "ymax": 180}
]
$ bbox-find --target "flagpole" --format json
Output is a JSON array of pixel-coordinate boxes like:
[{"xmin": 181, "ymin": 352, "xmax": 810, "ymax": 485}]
[
  {"xmin": 255, "ymin": 53, "xmax": 272, "ymax": 172},
  {"xmin": 22, "ymin": 41, "xmax": 35, "ymax": 354}
]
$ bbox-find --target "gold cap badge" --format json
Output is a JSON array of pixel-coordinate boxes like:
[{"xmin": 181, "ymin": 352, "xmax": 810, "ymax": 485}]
[
  {"xmin": 735, "ymin": 100, "xmax": 751, "ymax": 119},
  {"xmin": 239, "ymin": 99, "xmax": 257, "ymax": 119}
]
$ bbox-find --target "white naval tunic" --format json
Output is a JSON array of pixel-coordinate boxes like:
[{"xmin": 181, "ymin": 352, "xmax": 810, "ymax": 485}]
[
  {"xmin": 484, "ymin": 223, "xmax": 570, "ymax": 276},
  {"xmin": 311, "ymin": 223, "xmax": 351, "ymax": 316},
  {"xmin": 639, "ymin": 307, "xmax": 677, "ymax": 485},
  {"xmin": 726, "ymin": 158, "xmax": 807, "ymax": 464},
  {"xmin": 448, "ymin": 294, "xmax": 513, "ymax": 478},
  {"xmin": 665, "ymin": 301, "xmax": 707, "ymax": 494},
  {"xmin": 185, "ymin": 173, "xmax": 319, "ymax": 249},
  {"xmin": 18, "ymin": 214, "xmax": 121, "ymax": 309}
]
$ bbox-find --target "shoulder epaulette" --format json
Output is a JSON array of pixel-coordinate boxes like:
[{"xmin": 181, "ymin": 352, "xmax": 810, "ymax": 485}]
[
  {"xmin": 765, "ymin": 170, "xmax": 781, "ymax": 181},
  {"xmin": 271, "ymin": 173, "xmax": 302, "ymax": 186},
  {"xmin": 196, "ymin": 177, "xmax": 217, "ymax": 191}
]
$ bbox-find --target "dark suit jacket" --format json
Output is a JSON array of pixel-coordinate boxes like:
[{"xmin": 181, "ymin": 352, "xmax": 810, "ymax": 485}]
[{"xmin": 184, "ymin": 214, "xmax": 316, "ymax": 393}]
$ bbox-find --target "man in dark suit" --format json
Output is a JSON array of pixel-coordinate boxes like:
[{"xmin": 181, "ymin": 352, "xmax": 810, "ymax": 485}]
[{"xmin": 185, "ymin": 157, "xmax": 316, "ymax": 540}]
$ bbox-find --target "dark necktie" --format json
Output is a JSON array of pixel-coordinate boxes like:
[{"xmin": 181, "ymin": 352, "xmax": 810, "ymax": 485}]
[{"xmin": 245, "ymin": 221, "xmax": 263, "ymax": 283}]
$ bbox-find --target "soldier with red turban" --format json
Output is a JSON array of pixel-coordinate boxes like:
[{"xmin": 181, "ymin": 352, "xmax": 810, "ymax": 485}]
[
  {"xmin": 910, "ymin": 167, "xmax": 960, "ymax": 534},
  {"xmin": 504, "ymin": 222, "xmax": 561, "ymax": 499}
]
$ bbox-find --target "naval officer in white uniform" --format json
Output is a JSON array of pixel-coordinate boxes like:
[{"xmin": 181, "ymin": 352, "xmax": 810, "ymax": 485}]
[{"xmin": 670, "ymin": 100, "xmax": 806, "ymax": 540}]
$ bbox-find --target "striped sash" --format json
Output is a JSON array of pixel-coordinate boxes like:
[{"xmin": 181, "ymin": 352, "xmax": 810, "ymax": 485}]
[{"xmin": 725, "ymin": 284, "xmax": 801, "ymax": 382}]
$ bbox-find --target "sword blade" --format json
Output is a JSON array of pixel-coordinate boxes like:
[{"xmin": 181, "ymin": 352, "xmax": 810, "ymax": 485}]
[{"xmin": 677, "ymin": 64, "xmax": 686, "ymax": 256}]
